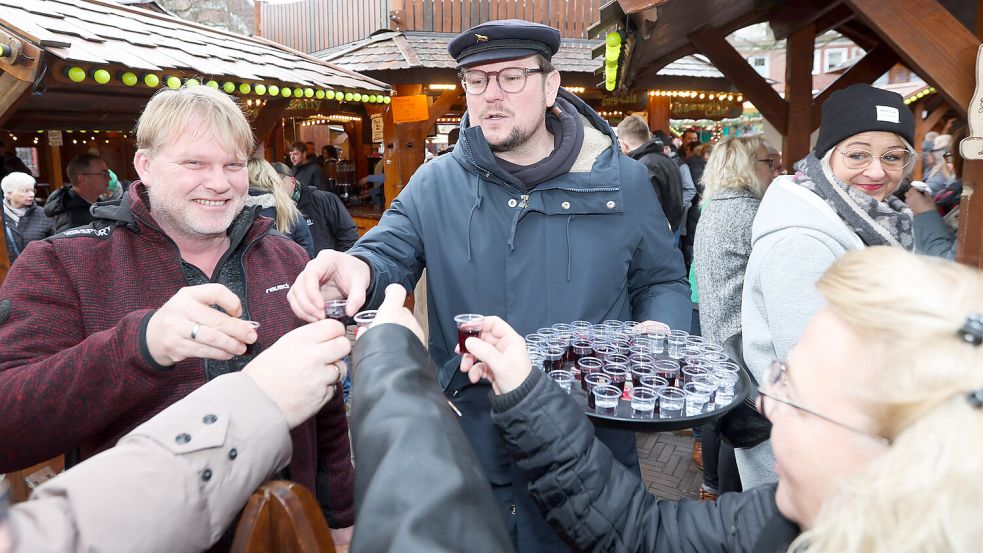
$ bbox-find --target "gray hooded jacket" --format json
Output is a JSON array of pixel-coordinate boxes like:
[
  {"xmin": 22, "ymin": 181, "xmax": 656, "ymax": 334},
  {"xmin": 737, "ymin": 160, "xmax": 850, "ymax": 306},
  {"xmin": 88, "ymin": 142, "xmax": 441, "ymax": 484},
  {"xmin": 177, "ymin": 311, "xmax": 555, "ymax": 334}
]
[{"xmin": 739, "ymin": 176, "xmax": 864, "ymax": 487}]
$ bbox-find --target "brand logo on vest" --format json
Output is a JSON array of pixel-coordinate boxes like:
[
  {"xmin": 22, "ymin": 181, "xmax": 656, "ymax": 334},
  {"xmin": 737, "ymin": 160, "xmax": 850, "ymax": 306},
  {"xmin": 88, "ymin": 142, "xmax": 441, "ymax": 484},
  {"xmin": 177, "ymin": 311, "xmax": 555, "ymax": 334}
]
[{"xmin": 265, "ymin": 283, "xmax": 289, "ymax": 294}]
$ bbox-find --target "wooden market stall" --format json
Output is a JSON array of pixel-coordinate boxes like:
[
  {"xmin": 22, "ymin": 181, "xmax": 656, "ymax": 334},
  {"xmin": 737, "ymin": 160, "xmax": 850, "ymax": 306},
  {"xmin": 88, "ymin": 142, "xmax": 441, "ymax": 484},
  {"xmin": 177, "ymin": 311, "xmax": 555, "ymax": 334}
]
[
  {"xmin": 0, "ymin": 0, "xmax": 389, "ymax": 285},
  {"xmin": 589, "ymin": 0, "xmax": 983, "ymax": 267}
]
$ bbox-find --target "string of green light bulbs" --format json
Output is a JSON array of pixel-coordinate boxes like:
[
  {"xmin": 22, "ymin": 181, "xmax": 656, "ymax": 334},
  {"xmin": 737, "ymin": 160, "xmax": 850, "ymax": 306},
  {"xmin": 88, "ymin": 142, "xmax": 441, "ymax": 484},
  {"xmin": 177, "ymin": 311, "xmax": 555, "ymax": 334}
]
[{"xmin": 62, "ymin": 65, "xmax": 392, "ymax": 104}]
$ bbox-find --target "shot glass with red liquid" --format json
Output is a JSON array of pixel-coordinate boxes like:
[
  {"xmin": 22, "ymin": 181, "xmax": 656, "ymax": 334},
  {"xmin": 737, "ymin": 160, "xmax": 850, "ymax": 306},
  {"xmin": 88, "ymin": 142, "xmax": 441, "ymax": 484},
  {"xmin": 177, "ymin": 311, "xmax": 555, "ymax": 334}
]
[
  {"xmin": 602, "ymin": 363, "xmax": 629, "ymax": 393},
  {"xmin": 324, "ymin": 299, "xmax": 348, "ymax": 321},
  {"xmin": 583, "ymin": 373, "xmax": 611, "ymax": 409},
  {"xmin": 577, "ymin": 357, "xmax": 603, "ymax": 391},
  {"xmin": 542, "ymin": 347, "xmax": 565, "ymax": 373},
  {"xmin": 653, "ymin": 359, "xmax": 681, "ymax": 387},
  {"xmin": 454, "ymin": 314, "xmax": 484, "ymax": 355}
]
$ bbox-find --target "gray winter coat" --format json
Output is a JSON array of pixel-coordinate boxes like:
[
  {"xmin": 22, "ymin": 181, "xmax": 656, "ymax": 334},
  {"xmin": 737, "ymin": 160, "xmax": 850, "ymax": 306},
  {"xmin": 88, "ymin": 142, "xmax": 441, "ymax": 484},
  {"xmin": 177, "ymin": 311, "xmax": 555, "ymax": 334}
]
[
  {"xmin": 693, "ymin": 189, "xmax": 761, "ymax": 345},
  {"xmin": 491, "ymin": 368, "xmax": 797, "ymax": 553},
  {"xmin": 740, "ymin": 177, "xmax": 864, "ymax": 487},
  {"xmin": 348, "ymin": 89, "xmax": 690, "ymax": 551}
]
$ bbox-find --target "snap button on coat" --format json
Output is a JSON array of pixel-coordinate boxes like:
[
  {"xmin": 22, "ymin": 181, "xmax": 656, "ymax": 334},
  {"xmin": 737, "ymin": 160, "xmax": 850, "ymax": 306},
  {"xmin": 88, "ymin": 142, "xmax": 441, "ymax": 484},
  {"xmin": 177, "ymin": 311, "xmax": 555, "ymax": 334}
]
[
  {"xmin": 201, "ymin": 468, "xmax": 212, "ymax": 481},
  {"xmin": 561, "ymin": 201, "xmax": 571, "ymax": 210},
  {"xmin": 508, "ymin": 199, "xmax": 518, "ymax": 208},
  {"xmin": 202, "ymin": 414, "xmax": 217, "ymax": 424},
  {"xmin": 606, "ymin": 200, "xmax": 616, "ymax": 209},
  {"xmin": 228, "ymin": 448, "xmax": 238, "ymax": 460}
]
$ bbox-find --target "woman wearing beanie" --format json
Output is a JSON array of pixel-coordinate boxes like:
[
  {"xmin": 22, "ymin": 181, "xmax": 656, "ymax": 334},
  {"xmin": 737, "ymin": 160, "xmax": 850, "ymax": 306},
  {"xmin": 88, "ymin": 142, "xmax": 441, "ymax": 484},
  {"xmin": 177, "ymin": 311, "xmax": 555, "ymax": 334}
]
[{"xmin": 739, "ymin": 84, "xmax": 915, "ymax": 488}]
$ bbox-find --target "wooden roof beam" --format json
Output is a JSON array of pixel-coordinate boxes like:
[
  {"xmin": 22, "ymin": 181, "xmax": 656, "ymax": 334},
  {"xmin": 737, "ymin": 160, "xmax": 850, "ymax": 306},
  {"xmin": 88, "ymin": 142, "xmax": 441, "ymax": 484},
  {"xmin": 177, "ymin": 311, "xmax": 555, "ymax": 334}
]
[
  {"xmin": 834, "ymin": 19, "xmax": 880, "ymax": 52},
  {"xmin": 688, "ymin": 25, "xmax": 788, "ymax": 133},
  {"xmin": 812, "ymin": 3, "xmax": 856, "ymax": 36},
  {"xmin": 769, "ymin": 0, "xmax": 844, "ymax": 40},
  {"xmin": 845, "ymin": 0, "xmax": 977, "ymax": 117},
  {"xmin": 810, "ymin": 42, "xmax": 900, "ymax": 128}
]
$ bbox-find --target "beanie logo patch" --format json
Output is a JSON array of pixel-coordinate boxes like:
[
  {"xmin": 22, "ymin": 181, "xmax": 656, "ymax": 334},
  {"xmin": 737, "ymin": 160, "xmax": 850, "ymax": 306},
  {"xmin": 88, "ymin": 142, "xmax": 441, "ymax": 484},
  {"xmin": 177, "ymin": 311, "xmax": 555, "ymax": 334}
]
[{"xmin": 875, "ymin": 105, "xmax": 900, "ymax": 124}]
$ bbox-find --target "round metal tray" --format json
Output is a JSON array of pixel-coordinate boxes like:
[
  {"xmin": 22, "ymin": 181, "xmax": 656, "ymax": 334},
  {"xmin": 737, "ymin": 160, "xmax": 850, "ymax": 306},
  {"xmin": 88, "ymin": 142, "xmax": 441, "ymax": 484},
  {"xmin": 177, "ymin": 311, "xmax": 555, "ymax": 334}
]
[{"xmin": 573, "ymin": 368, "xmax": 753, "ymax": 432}]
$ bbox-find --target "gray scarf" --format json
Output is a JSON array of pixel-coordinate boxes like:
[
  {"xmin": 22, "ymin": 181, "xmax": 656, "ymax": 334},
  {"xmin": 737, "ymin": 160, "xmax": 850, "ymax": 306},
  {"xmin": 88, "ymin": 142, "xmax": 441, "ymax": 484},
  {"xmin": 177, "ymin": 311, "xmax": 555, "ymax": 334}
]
[
  {"xmin": 792, "ymin": 153, "xmax": 914, "ymax": 250},
  {"xmin": 2, "ymin": 200, "xmax": 27, "ymax": 226}
]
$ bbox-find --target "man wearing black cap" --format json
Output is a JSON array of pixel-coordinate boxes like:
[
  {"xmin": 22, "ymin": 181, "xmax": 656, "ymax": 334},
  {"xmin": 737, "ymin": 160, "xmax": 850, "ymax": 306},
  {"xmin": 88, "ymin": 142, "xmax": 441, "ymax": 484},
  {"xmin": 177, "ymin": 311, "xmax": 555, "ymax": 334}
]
[{"xmin": 286, "ymin": 19, "xmax": 690, "ymax": 551}]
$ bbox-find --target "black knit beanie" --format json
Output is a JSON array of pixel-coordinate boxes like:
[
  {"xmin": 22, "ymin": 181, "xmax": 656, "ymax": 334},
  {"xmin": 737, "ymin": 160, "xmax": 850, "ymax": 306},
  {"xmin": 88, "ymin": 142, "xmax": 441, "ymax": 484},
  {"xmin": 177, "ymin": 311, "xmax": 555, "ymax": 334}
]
[{"xmin": 814, "ymin": 84, "xmax": 914, "ymax": 158}]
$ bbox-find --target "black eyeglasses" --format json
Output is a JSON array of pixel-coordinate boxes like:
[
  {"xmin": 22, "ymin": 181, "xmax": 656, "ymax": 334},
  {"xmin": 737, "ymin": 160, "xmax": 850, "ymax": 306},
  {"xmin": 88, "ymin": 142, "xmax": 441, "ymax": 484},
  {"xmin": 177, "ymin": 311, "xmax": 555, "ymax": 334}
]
[
  {"xmin": 78, "ymin": 171, "xmax": 111, "ymax": 178},
  {"xmin": 459, "ymin": 67, "xmax": 545, "ymax": 95},
  {"xmin": 943, "ymin": 152, "xmax": 954, "ymax": 162},
  {"xmin": 757, "ymin": 360, "xmax": 891, "ymax": 445}
]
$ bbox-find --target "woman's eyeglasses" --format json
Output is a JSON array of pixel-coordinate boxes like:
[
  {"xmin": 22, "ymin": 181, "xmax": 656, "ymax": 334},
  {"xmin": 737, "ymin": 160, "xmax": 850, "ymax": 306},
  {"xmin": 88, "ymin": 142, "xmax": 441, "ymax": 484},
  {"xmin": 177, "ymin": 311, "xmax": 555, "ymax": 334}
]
[
  {"xmin": 758, "ymin": 360, "xmax": 891, "ymax": 445},
  {"xmin": 835, "ymin": 148, "xmax": 913, "ymax": 172}
]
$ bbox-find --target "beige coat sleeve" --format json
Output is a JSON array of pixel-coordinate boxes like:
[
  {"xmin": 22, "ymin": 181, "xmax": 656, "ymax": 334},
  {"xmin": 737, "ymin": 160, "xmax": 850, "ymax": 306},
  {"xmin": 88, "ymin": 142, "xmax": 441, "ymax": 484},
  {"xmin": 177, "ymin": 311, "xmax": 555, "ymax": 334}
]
[{"xmin": 8, "ymin": 372, "xmax": 292, "ymax": 553}]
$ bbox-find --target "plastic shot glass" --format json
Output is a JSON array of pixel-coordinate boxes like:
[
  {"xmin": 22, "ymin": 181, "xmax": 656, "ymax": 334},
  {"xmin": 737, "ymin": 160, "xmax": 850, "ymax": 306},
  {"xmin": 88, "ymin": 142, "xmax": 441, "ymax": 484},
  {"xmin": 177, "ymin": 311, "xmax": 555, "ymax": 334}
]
[
  {"xmin": 630, "ymin": 386, "xmax": 658, "ymax": 418},
  {"xmin": 549, "ymin": 370, "xmax": 575, "ymax": 393},
  {"xmin": 454, "ymin": 314, "xmax": 484, "ymax": 355},
  {"xmin": 657, "ymin": 387, "xmax": 686, "ymax": 418},
  {"xmin": 592, "ymin": 384, "xmax": 621, "ymax": 414}
]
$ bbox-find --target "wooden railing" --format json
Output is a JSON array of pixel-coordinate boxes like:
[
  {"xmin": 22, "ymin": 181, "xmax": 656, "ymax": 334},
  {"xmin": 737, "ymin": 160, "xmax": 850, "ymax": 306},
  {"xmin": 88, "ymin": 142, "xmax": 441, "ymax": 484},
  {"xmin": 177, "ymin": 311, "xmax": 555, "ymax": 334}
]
[{"xmin": 259, "ymin": 0, "xmax": 601, "ymax": 55}]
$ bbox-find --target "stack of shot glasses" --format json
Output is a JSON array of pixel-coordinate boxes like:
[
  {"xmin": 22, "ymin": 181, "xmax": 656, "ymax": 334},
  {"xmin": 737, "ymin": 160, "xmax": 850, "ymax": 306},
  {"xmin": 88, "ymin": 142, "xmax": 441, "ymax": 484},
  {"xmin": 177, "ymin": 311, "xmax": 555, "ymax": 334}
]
[{"xmin": 525, "ymin": 321, "xmax": 741, "ymax": 420}]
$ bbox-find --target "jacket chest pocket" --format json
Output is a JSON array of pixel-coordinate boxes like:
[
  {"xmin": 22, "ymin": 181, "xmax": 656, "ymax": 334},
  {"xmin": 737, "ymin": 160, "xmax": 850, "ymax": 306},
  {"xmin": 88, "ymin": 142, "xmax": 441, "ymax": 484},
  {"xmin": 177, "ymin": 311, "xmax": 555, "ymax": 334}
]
[{"xmin": 531, "ymin": 188, "xmax": 624, "ymax": 216}]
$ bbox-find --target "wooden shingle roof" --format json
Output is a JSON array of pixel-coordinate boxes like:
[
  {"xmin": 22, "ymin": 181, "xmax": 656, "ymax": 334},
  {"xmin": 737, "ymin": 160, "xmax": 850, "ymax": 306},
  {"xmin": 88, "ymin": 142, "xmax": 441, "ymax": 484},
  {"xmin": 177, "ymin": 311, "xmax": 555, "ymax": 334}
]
[{"xmin": 0, "ymin": 0, "xmax": 389, "ymax": 93}]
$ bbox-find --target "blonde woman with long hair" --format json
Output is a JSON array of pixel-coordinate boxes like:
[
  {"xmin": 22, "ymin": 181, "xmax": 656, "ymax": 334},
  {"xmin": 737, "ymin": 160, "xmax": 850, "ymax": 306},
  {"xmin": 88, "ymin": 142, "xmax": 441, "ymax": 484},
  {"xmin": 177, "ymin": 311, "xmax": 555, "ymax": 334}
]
[
  {"xmin": 691, "ymin": 135, "xmax": 772, "ymax": 499},
  {"xmin": 246, "ymin": 157, "xmax": 316, "ymax": 258},
  {"xmin": 453, "ymin": 246, "xmax": 983, "ymax": 552}
]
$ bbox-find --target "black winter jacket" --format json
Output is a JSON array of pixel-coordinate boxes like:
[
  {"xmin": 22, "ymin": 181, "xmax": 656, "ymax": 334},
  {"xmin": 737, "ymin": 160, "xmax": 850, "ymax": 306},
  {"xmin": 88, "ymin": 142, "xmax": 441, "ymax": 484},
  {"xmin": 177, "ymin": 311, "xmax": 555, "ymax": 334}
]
[
  {"xmin": 490, "ymin": 369, "xmax": 799, "ymax": 553},
  {"xmin": 3, "ymin": 203, "xmax": 54, "ymax": 263},
  {"xmin": 296, "ymin": 185, "xmax": 358, "ymax": 252},
  {"xmin": 293, "ymin": 160, "xmax": 329, "ymax": 192},
  {"xmin": 627, "ymin": 140, "xmax": 686, "ymax": 231},
  {"xmin": 349, "ymin": 324, "xmax": 512, "ymax": 553},
  {"xmin": 44, "ymin": 185, "xmax": 94, "ymax": 234}
]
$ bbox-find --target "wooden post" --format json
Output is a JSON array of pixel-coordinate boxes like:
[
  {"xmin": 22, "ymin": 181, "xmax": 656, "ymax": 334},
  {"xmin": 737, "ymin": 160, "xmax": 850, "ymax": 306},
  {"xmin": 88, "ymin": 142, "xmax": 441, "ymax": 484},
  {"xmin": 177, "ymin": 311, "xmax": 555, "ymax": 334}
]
[
  {"xmin": 383, "ymin": 84, "xmax": 424, "ymax": 208},
  {"xmin": 647, "ymin": 94, "xmax": 671, "ymax": 134},
  {"xmin": 783, "ymin": 23, "xmax": 815, "ymax": 164},
  {"xmin": 49, "ymin": 143, "xmax": 63, "ymax": 190},
  {"xmin": 955, "ymin": 0, "xmax": 983, "ymax": 266}
]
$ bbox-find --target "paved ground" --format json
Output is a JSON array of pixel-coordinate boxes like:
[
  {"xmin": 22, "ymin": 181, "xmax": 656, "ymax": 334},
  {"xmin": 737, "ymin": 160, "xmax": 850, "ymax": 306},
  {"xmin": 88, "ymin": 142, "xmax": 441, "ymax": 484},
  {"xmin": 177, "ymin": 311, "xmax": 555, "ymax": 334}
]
[{"xmin": 636, "ymin": 429, "xmax": 703, "ymax": 500}]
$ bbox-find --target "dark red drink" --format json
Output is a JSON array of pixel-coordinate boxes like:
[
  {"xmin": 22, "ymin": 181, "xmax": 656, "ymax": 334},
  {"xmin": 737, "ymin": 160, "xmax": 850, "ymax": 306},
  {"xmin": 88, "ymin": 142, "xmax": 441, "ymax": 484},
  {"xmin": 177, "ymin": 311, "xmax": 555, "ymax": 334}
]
[
  {"xmin": 325, "ymin": 300, "xmax": 348, "ymax": 322},
  {"xmin": 458, "ymin": 327, "xmax": 481, "ymax": 354},
  {"xmin": 603, "ymin": 367, "xmax": 628, "ymax": 392},
  {"xmin": 543, "ymin": 347, "xmax": 565, "ymax": 373}
]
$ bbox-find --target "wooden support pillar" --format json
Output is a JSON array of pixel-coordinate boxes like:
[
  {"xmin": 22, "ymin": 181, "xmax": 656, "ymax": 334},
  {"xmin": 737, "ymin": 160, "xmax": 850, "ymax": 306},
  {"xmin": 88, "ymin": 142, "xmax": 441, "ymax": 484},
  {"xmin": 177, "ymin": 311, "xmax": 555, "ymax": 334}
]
[
  {"xmin": 49, "ymin": 143, "xmax": 63, "ymax": 190},
  {"xmin": 955, "ymin": 0, "xmax": 983, "ymax": 266},
  {"xmin": 647, "ymin": 94, "xmax": 670, "ymax": 134},
  {"xmin": 783, "ymin": 23, "xmax": 815, "ymax": 164},
  {"xmin": 383, "ymin": 84, "xmax": 424, "ymax": 208},
  {"xmin": 252, "ymin": 98, "xmax": 292, "ymax": 149}
]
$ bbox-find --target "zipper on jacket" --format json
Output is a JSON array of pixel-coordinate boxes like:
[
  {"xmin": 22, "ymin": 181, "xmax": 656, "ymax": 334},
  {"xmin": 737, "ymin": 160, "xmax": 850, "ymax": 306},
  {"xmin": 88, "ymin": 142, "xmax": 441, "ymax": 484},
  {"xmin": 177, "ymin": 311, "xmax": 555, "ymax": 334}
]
[{"xmin": 518, "ymin": 194, "xmax": 529, "ymax": 209}]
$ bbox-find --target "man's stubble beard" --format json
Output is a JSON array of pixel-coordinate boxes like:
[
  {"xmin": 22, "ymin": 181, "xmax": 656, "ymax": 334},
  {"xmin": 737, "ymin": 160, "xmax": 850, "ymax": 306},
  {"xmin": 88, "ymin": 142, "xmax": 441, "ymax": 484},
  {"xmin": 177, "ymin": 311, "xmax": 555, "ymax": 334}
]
[{"xmin": 488, "ymin": 126, "xmax": 535, "ymax": 153}]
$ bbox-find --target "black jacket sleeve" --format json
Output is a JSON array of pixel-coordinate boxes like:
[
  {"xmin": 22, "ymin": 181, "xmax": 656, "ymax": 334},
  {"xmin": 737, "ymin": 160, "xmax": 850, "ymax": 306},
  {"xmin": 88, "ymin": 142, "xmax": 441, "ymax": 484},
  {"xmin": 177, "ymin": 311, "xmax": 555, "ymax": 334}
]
[
  {"xmin": 349, "ymin": 324, "xmax": 512, "ymax": 553},
  {"xmin": 490, "ymin": 370, "xmax": 777, "ymax": 553}
]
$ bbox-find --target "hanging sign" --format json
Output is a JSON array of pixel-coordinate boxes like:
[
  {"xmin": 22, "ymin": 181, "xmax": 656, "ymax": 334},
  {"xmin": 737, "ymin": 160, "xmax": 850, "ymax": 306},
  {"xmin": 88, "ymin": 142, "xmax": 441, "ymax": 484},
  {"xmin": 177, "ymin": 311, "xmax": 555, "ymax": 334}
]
[
  {"xmin": 371, "ymin": 113, "xmax": 384, "ymax": 143},
  {"xmin": 670, "ymin": 99, "xmax": 743, "ymax": 121},
  {"xmin": 48, "ymin": 130, "xmax": 63, "ymax": 147},
  {"xmin": 391, "ymin": 95, "xmax": 429, "ymax": 124}
]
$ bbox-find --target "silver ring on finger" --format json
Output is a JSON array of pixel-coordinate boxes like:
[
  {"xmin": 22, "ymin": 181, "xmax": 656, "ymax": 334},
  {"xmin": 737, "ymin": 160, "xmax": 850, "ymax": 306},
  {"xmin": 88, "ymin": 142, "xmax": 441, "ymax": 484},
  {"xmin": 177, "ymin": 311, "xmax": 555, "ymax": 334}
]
[{"xmin": 191, "ymin": 323, "xmax": 202, "ymax": 341}]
